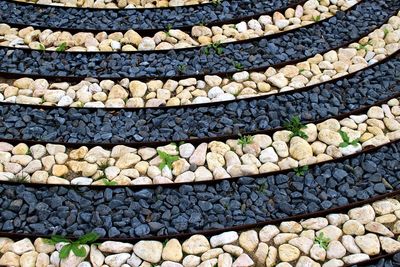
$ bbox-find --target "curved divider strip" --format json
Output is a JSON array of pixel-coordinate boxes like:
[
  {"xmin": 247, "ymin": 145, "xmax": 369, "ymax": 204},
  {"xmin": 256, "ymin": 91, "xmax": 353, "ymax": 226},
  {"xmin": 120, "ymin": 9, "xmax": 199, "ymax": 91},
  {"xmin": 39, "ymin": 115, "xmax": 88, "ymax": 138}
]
[
  {"xmin": 0, "ymin": 0, "xmax": 302, "ymax": 32},
  {"xmin": 10, "ymin": 0, "xmax": 214, "ymax": 9},
  {"xmin": 0, "ymin": 95, "xmax": 399, "ymax": 187},
  {"xmin": 0, "ymin": 53, "xmax": 398, "ymax": 145},
  {"xmin": 1, "ymin": 0, "xmax": 307, "ymax": 35},
  {"xmin": 1, "ymin": 0, "xmax": 343, "ymax": 54},
  {"xmin": 0, "ymin": 0, "xmax": 397, "ymax": 79},
  {"xmin": 0, "ymin": 39, "xmax": 397, "ymax": 111},
  {"xmin": 0, "ymin": 195, "xmax": 400, "ymax": 266},
  {"xmin": 0, "ymin": 139, "xmax": 400, "ymax": 238},
  {"xmin": 4, "ymin": 7, "xmax": 398, "ymax": 113}
]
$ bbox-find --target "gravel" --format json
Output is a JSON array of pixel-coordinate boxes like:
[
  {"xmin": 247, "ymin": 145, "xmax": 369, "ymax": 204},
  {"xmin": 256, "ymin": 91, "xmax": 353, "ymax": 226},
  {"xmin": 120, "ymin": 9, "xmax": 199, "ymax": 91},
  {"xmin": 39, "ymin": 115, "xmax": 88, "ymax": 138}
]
[
  {"xmin": 0, "ymin": 55, "xmax": 399, "ymax": 144},
  {"xmin": 0, "ymin": 0, "xmax": 398, "ymax": 78},
  {"xmin": 0, "ymin": 0, "xmax": 300, "ymax": 31},
  {"xmin": 0, "ymin": 140, "xmax": 399, "ymax": 238}
]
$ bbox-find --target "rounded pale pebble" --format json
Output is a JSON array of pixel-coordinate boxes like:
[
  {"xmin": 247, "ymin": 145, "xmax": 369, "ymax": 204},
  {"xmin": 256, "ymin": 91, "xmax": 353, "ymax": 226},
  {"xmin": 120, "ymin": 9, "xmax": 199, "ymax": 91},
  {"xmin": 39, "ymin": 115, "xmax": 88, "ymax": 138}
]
[
  {"xmin": 175, "ymin": 171, "xmax": 195, "ymax": 183},
  {"xmin": 238, "ymin": 230, "xmax": 259, "ymax": 252},
  {"xmin": 71, "ymin": 177, "xmax": 93, "ymax": 185},
  {"xmin": 354, "ymin": 234, "xmax": 380, "ymax": 256},
  {"xmin": 343, "ymin": 220, "xmax": 365, "ymax": 235},
  {"xmin": 133, "ymin": 241, "xmax": 163, "ymax": 263},
  {"xmin": 182, "ymin": 255, "xmax": 201, "ymax": 267},
  {"xmin": 259, "ymin": 147, "xmax": 279, "ymax": 163},
  {"xmin": 232, "ymin": 253, "xmax": 254, "ymax": 267},
  {"xmin": 278, "ymin": 244, "xmax": 300, "ymax": 262},
  {"xmin": 341, "ymin": 235, "xmax": 361, "ymax": 254},
  {"xmin": 182, "ymin": 235, "xmax": 210, "ymax": 254},
  {"xmin": 342, "ymin": 254, "xmax": 370, "ymax": 264},
  {"xmin": 179, "ymin": 143, "xmax": 195, "ymax": 158},
  {"xmin": 162, "ymin": 239, "xmax": 183, "ymax": 262},
  {"xmin": 322, "ymin": 259, "xmax": 344, "ymax": 267},
  {"xmin": 326, "ymin": 240, "xmax": 346, "ymax": 259}
]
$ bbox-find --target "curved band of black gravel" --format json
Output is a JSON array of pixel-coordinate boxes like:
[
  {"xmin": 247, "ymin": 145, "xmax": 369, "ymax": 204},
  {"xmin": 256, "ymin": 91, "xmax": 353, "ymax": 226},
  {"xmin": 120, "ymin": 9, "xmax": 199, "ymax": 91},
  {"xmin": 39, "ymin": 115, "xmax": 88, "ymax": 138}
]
[
  {"xmin": 0, "ymin": 0, "xmax": 301, "ymax": 32},
  {"xmin": 1, "ymin": 140, "xmax": 399, "ymax": 238},
  {"xmin": 0, "ymin": 53, "xmax": 399, "ymax": 144},
  {"xmin": 0, "ymin": 0, "xmax": 397, "ymax": 79}
]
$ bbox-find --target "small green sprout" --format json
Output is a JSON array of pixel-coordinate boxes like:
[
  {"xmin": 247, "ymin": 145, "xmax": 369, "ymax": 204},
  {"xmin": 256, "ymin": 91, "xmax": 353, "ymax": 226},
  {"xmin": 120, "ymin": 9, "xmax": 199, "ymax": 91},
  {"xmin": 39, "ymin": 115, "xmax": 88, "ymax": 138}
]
[
  {"xmin": 383, "ymin": 28, "xmax": 390, "ymax": 38},
  {"xmin": 165, "ymin": 24, "xmax": 173, "ymax": 37},
  {"xmin": 38, "ymin": 43, "xmax": 45, "ymax": 51},
  {"xmin": 356, "ymin": 44, "xmax": 367, "ymax": 51},
  {"xmin": 314, "ymin": 232, "xmax": 330, "ymax": 250},
  {"xmin": 294, "ymin": 165, "xmax": 309, "ymax": 176},
  {"xmin": 102, "ymin": 178, "xmax": 118, "ymax": 186},
  {"xmin": 55, "ymin": 42, "xmax": 67, "ymax": 52},
  {"xmin": 177, "ymin": 64, "xmax": 187, "ymax": 73},
  {"xmin": 173, "ymin": 141, "xmax": 185, "ymax": 151},
  {"xmin": 203, "ymin": 41, "xmax": 224, "ymax": 55},
  {"xmin": 98, "ymin": 161, "xmax": 109, "ymax": 172},
  {"xmin": 157, "ymin": 149, "xmax": 179, "ymax": 170},
  {"xmin": 313, "ymin": 15, "xmax": 321, "ymax": 22},
  {"xmin": 257, "ymin": 183, "xmax": 268, "ymax": 193},
  {"xmin": 233, "ymin": 61, "xmax": 244, "ymax": 70},
  {"xmin": 45, "ymin": 232, "xmax": 100, "ymax": 259},
  {"xmin": 12, "ymin": 173, "xmax": 29, "ymax": 183},
  {"xmin": 162, "ymin": 239, "xmax": 169, "ymax": 247},
  {"xmin": 356, "ymin": 41, "xmax": 372, "ymax": 52},
  {"xmin": 284, "ymin": 116, "xmax": 308, "ymax": 139},
  {"xmin": 211, "ymin": 0, "xmax": 221, "ymax": 6},
  {"xmin": 238, "ymin": 135, "xmax": 254, "ymax": 146},
  {"xmin": 338, "ymin": 130, "xmax": 359, "ymax": 148},
  {"xmin": 212, "ymin": 41, "xmax": 224, "ymax": 55}
]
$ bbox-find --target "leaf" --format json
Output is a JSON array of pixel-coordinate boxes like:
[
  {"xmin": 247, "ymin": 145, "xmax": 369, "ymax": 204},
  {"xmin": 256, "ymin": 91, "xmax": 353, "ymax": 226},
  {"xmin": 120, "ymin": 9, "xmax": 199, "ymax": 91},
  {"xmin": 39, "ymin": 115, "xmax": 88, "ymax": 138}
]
[
  {"xmin": 38, "ymin": 43, "xmax": 45, "ymax": 51},
  {"xmin": 298, "ymin": 131, "xmax": 309, "ymax": 139},
  {"xmin": 157, "ymin": 149, "xmax": 179, "ymax": 170},
  {"xmin": 339, "ymin": 142, "xmax": 349, "ymax": 148},
  {"xmin": 157, "ymin": 149, "xmax": 169, "ymax": 159},
  {"xmin": 77, "ymin": 232, "xmax": 100, "ymax": 244},
  {"xmin": 102, "ymin": 178, "xmax": 117, "ymax": 186},
  {"xmin": 59, "ymin": 244, "xmax": 72, "ymax": 259},
  {"xmin": 56, "ymin": 42, "xmax": 67, "ymax": 52},
  {"xmin": 238, "ymin": 135, "xmax": 254, "ymax": 146},
  {"xmin": 339, "ymin": 130, "xmax": 350, "ymax": 143},
  {"xmin": 350, "ymin": 138, "xmax": 360, "ymax": 146},
  {"xmin": 45, "ymin": 235, "xmax": 70, "ymax": 245},
  {"xmin": 315, "ymin": 232, "xmax": 330, "ymax": 250},
  {"xmin": 159, "ymin": 161, "xmax": 167, "ymax": 170},
  {"xmin": 71, "ymin": 244, "xmax": 87, "ymax": 257},
  {"xmin": 384, "ymin": 28, "xmax": 390, "ymax": 38},
  {"xmin": 162, "ymin": 239, "xmax": 169, "ymax": 247}
]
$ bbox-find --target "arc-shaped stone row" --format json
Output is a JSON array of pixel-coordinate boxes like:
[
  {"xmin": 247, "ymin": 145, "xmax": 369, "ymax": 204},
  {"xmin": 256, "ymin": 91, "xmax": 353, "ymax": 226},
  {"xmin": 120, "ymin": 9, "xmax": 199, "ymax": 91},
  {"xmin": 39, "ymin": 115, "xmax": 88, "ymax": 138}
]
[
  {"xmin": 14, "ymin": 0, "xmax": 210, "ymax": 9},
  {"xmin": 1, "ymin": 139, "xmax": 400, "ymax": 238},
  {"xmin": 0, "ymin": 0, "xmax": 300, "ymax": 31},
  {"xmin": 0, "ymin": 0, "xmax": 351, "ymax": 53},
  {"xmin": 2, "ymin": 12, "xmax": 398, "ymax": 109},
  {"xmin": 0, "ymin": 53, "xmax": 399, "ymax": 144},
  {"xmin": 0, "ymin": 0, "xmax": 397, "ymax": 79},
  {"xmin": 1, "ymin": 197, "xmax": 400, "ymax": 266},
  {"xmin": 0, "ymin": 97, "xmax": 399, "ymax": 186}
]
